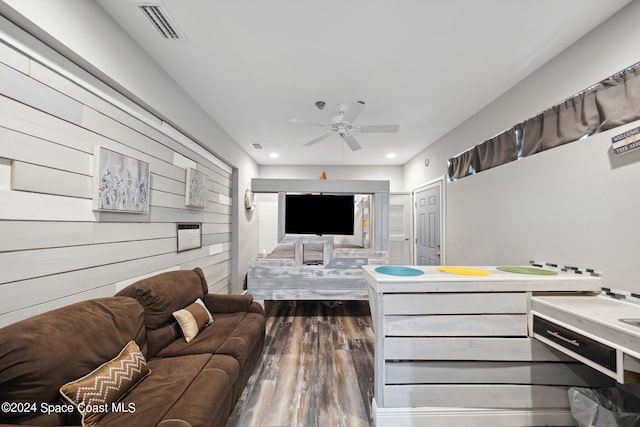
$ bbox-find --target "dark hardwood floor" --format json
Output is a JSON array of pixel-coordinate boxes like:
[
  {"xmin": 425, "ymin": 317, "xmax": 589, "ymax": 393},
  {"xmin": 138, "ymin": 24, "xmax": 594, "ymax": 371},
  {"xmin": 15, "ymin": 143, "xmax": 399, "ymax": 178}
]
[{"xmin": 226, "ymin": 300, "xmax": 375, "ymax": 427}]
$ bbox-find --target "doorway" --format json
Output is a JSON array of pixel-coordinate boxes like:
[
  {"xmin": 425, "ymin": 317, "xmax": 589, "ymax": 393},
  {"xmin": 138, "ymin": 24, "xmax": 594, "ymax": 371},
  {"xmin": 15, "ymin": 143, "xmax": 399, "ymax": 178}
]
[
  {"xmin": 414, "ymin": 178, "xmax": 444, "ymax": 265},
  {"xmin": 389, "ymin": 193, "xmax": 413, "ymax": 264}
]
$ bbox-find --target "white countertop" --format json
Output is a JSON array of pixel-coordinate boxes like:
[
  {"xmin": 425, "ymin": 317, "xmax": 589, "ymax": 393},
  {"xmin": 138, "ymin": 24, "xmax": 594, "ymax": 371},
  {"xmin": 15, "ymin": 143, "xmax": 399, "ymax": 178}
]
[
  {"xmin": 532, "ymin": 295, "xmax": 640, "ymax": 342},
  {"xmin": 363, "ymin": 265, "xmax": 601, "ymax": 293}
]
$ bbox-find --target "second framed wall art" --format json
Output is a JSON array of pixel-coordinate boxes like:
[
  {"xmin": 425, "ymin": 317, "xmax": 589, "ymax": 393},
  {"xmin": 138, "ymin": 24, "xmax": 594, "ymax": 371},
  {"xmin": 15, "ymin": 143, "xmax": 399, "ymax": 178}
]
[{"xmin": 185, "ymin": 168, "xmax": 208, "ymax": 208}]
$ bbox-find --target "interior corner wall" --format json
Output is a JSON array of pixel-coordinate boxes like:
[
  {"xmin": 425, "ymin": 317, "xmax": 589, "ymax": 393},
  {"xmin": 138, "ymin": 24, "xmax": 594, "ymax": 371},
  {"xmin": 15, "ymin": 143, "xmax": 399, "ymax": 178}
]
[
  {"xmin": 402, "ymin": 0, "xmax": 640, "ymax": 292},
  {"xmin": 258, "ymin": 164, "xmax": 404, "ymax": 192}
]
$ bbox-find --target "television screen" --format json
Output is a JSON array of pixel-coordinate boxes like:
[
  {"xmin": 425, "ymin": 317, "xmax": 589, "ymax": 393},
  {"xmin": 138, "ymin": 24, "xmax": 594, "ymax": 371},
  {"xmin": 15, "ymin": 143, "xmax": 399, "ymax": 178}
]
[{"xmin": 285, "ymin": 194, "xmax": 355, "ymax": 235}]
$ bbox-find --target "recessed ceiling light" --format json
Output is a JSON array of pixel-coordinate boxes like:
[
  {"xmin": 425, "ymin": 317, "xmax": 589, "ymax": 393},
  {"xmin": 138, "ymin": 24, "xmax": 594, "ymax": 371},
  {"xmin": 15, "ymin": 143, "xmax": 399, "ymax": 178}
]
[
  {"xmin": 269, "ymin": 152, "xmax": 279, "ymax": 159},
  {"xmin": 386, "ymin": 152, "xmax": 397, "ymax": 159}
]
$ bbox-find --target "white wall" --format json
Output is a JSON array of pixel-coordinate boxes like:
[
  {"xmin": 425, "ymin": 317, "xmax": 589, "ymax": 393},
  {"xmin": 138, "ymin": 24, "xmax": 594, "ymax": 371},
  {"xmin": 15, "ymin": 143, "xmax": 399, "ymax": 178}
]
[
  {"xmin": 404, "ymin": 0, "xmax": 640, "ymax": 189},
  {"xmin": 236, "ymin": 156, "xmax": 260, "ymax": 291},
  {"xmin": 403, "ymin": 0, "xmax": 640, "ymax": 292},
  {"xmin": 447, "ymin": 121, "xmax": 640, "ymax": 290},
  {"xmin": 0, "ymin": 0, "xmax": 260, "ymax": 293},
  {"xmin": 259, "ymin": 164, "xmax": 404, "ymax": 192}
]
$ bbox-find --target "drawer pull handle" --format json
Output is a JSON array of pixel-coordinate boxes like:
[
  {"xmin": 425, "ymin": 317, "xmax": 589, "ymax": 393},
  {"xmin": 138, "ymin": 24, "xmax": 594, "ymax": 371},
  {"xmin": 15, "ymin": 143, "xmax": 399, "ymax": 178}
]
[{"xmin": 547, "ymin": 330, "xmax": 580, "ymax": 347}]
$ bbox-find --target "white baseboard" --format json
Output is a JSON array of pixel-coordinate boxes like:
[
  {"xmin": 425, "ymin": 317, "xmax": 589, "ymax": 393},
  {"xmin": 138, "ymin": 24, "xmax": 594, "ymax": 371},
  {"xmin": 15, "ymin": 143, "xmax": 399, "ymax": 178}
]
[{"xmin": 372, "ymin": 399, "xmax": 577, "ymax": 427}]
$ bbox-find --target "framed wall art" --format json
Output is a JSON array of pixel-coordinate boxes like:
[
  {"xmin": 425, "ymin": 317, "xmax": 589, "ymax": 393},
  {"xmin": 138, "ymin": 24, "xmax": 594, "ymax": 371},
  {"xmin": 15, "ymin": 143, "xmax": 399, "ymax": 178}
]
[
  {"xmin": 93, "ymin": 146, "xmax": 150, "ymax": 213},
  {"xmin": 185, "ymin": 167, "xmax": 208, "ymax": 208}
]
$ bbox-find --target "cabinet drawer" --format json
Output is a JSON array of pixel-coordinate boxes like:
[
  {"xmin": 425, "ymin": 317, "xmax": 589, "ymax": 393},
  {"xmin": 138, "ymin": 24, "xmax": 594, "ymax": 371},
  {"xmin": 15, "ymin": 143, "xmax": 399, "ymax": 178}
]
[
  {"xmin": 533, "ymin": 316, "xmax": 616, "ymax": 371},
  {"xmin": 384, "ymin": 292, "xmax": 527, "ymax": 315}
]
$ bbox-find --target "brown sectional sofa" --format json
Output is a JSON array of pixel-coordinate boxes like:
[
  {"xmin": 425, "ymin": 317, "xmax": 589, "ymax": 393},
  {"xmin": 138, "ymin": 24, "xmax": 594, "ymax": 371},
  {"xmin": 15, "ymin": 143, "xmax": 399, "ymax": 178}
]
[{"xmin": 0, "ymin": 268, "xmax": 266, "ymax": 427}]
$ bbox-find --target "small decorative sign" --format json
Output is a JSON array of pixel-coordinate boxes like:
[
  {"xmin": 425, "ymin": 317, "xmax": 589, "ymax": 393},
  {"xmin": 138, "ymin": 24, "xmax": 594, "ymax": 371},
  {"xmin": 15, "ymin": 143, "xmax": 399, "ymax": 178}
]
[{"xmin": 611, "ymin": 126, "xmax": 640, "ymax": 155}]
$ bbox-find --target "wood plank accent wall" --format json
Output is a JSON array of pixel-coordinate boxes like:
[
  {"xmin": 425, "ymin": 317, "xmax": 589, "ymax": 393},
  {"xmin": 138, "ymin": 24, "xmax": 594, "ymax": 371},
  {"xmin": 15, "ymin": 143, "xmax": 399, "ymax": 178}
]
[{"xmin": 0, "ymin": 43, "xmax": 233, "ymax": 327}]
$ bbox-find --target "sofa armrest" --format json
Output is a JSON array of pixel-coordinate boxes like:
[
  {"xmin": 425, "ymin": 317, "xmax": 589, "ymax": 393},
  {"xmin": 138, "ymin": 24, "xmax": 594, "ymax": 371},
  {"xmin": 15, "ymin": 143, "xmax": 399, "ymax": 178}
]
[
  {"xmin": 249, "ymin": 300, "xmax": 265, "ymax": 316},
  {"xmin": 203, "ymin": 293, "xmax": 255, "ymax": 314}
]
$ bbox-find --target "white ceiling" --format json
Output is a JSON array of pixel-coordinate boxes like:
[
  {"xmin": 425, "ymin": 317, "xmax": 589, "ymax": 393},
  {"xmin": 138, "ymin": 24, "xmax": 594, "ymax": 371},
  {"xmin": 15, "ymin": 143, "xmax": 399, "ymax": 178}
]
[{"xmin": 96, "ymin": 0, "xmax": 631, "ymax": 166}]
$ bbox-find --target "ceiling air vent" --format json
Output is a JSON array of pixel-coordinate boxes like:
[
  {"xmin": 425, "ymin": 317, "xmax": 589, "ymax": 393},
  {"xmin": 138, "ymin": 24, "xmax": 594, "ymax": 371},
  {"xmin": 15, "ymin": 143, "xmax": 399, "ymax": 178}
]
[
  {"xmin": 138, "ymin": 3, "xmax": 186, "ymax": 41},
  {"xmin": 251, "ymin": 143, "xmax": 264, "ymax": 150}
]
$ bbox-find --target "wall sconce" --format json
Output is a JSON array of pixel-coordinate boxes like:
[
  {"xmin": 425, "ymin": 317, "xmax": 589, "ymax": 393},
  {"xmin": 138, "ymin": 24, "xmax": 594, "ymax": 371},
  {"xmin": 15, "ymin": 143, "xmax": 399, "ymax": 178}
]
[{"xmin": 244, "ymin": 189, "xmax": 255, "ymax": 210}]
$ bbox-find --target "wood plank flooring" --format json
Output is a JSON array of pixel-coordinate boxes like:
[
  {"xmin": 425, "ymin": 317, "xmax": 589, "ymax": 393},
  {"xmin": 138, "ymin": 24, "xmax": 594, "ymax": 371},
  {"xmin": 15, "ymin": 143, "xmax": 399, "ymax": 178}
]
[{"xmin": 226, "ymin": 300, "xmax": 374, "ymax": 427}]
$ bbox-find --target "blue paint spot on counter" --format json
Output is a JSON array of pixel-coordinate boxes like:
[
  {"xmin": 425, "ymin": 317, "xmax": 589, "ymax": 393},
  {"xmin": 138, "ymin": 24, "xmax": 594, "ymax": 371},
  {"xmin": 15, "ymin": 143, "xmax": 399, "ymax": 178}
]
[{"xmin": 375, "ymin": 266, "xmax": 424, "ymax": 276}]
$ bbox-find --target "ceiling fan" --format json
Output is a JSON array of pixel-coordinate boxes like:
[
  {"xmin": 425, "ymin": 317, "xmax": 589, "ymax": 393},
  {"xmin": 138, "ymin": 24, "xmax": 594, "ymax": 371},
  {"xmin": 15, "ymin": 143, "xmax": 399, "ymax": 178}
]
[{"xmin": 289, "ymin": 101, "xmax": 400, "ymax": 151}]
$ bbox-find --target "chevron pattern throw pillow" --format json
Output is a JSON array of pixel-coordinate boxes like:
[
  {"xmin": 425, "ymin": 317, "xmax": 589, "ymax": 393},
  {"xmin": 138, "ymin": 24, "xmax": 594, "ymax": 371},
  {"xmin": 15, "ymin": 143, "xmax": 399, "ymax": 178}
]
[{"xmin": 60, "ymin": 340, "xmax": 150, "ymax": 426}]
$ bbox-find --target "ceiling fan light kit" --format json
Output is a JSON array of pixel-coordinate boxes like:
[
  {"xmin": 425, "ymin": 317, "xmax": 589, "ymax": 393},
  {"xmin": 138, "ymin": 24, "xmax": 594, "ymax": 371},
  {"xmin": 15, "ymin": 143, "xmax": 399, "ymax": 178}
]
[{"xmin": 290, "ymin": 101, "xmax": 400, "ymax": 151}]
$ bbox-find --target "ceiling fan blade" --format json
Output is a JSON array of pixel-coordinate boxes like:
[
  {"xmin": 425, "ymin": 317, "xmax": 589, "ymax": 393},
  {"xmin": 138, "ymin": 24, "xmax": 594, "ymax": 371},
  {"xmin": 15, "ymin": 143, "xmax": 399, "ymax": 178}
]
[
  {"xmin": 356, "ymin": 124, "xmax": 400, "ymax": 133},
  {"xmin": 342, "ymin": 134, "xmax": 362, "ymax": 151},
  {"xmin": 341, "ymin": 102, "xmax": 366, "ymax": 124},
  {"xmin": 289, "ymin": 118, "xmax": 327, "ymax": 128},
  {"xmin": 303, "ymin": 133, "xmax": 334, "ymax": 146}
]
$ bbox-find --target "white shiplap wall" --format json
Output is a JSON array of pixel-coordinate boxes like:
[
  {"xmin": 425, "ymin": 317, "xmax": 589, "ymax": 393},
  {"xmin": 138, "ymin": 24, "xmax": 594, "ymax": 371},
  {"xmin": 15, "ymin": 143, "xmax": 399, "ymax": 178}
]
[{"xmin": 0, "ymin": 42, "xmax": 233, "ymax": 327}]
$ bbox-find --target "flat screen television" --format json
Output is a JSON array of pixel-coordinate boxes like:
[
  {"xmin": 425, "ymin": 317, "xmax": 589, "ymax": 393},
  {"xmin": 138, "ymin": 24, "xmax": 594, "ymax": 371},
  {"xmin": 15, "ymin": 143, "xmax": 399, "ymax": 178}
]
[{"xmin": 285, "ymin": 194, "xmax": 355, "ymax": 235}]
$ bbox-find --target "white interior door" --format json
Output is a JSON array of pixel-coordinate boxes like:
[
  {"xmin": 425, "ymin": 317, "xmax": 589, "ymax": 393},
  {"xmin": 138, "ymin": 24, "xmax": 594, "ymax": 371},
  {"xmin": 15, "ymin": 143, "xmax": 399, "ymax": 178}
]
[
  {"xmin": 415, "ymin": 182, "xmax": 442, "ymax": 265},
  {"xmin": 389, "ymin": 193, "xmax": 413, "ymax": 265}
]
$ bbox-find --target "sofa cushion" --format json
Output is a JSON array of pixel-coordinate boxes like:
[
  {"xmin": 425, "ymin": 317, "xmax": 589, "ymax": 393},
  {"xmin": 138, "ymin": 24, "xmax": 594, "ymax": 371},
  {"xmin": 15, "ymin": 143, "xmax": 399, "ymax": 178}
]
[
  {"xmin": 60, "ymin": 340, "xmax": 150, "ymax": 426},
  {"xmin": 159, "ymin": 354, "xmax": 240, "ymax": 427},
  {"xmin": 116, "ymin": 269, "xmax": 207, "ymax": 330},
  {"xmin": 0, "ymin": 297, "xmax": 145, "ymax": 425},
  {"xmin": 215, "ymin": 312, "xmax": 266, "ymax": 367},
  {"xmin": 146, "ymin": 322, "xmax": 179, "ymax": 358},
  {"xmin": 157, "ymin": 312, "xmax": 265, "ymax": 369},
  {"xmin": 98, "ymin": 354, "xmax": 239, "ymax": 427},
  {"xmin": 116, "ymin": 268, "xmax": 210, "ymax": 357},
  {"xmin": 203, "ymin": 293, "xmax": 255, "ymax": 314},
  {"xmin": 157, "ymin": 312, "xmax": 244, "ymax": 358}
]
